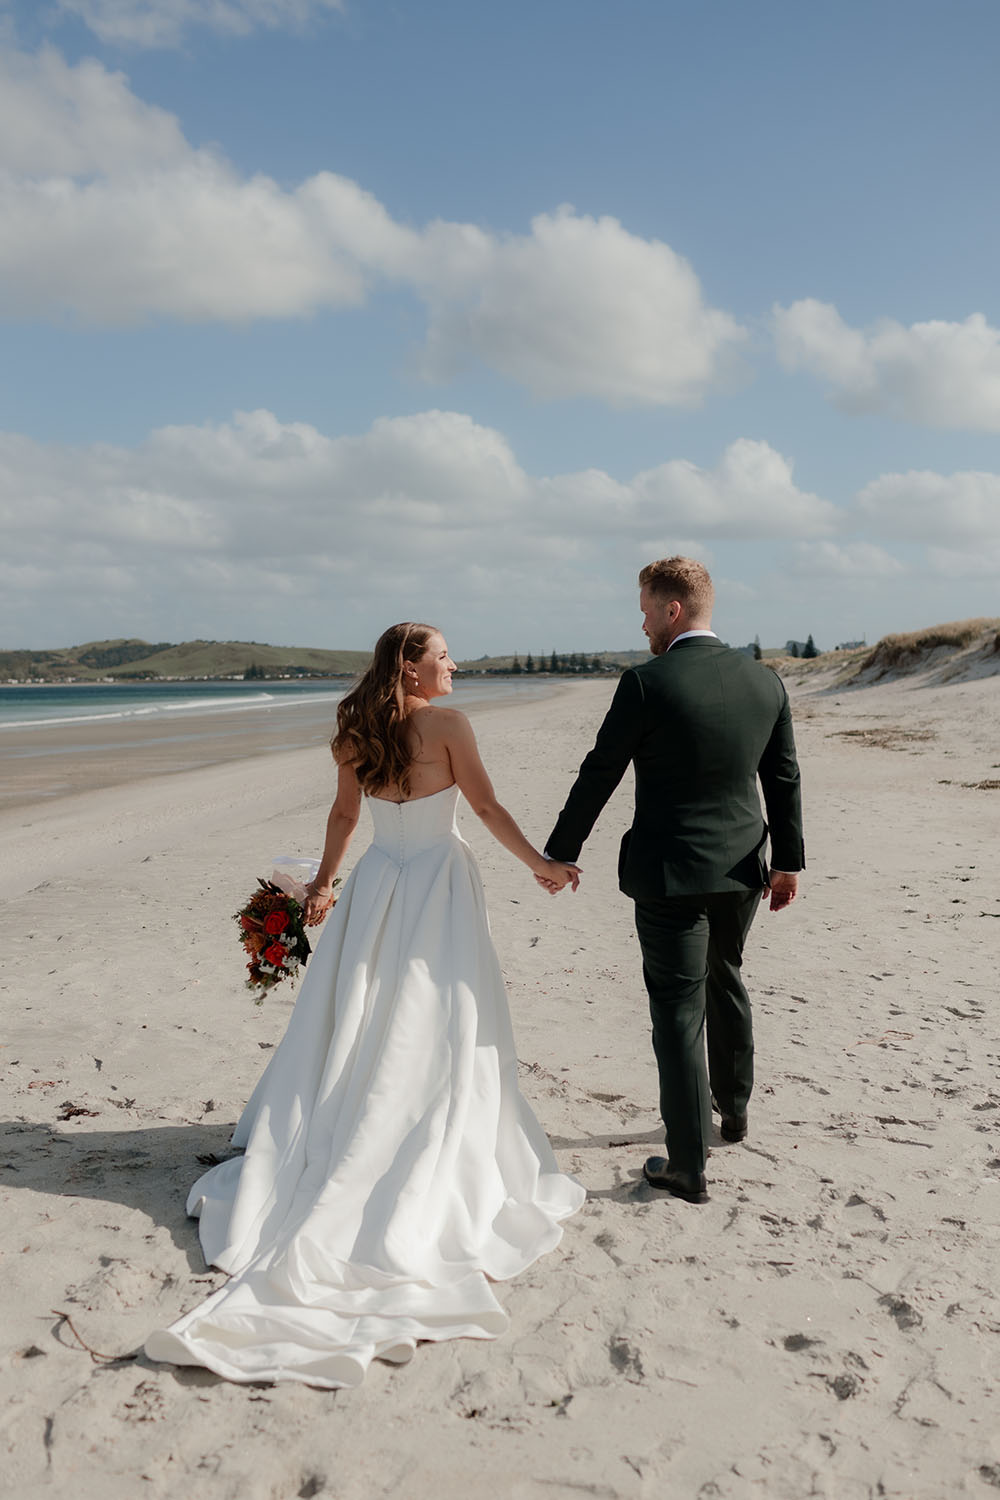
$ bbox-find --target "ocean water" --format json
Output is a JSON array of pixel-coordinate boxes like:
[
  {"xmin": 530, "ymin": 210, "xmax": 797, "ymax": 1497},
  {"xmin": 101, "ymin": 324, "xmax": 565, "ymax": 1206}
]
[{"xmin": 0, "ymin": 677, "xmax": 553, "ymax": 733}]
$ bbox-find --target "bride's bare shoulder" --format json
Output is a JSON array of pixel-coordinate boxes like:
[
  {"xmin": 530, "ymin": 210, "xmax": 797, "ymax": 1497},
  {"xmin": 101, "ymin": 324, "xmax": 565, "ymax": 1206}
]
[
  {"xmin": 430, "ymin": 704, "xmax": 469, "ymax": 723},
  {"xmin": 414, "ymin": 705, "xmax": 472, "ymax": 739}
]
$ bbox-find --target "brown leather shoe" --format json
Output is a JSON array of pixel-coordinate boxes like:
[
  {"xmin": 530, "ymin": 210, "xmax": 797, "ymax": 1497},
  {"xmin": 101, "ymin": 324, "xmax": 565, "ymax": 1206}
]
[
  {"xmin": 720, "ymin": 1113, "xmax": 748, "ymax": 1143},
  {"xmin": 642, "ymin": 1157, "xmax": 708, "ymax": 1203}
]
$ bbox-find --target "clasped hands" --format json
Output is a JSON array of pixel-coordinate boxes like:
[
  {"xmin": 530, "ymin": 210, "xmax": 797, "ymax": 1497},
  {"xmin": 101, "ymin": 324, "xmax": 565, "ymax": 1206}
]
[{"xmin": 534, "ymin": 860, "xmax": 581, "ymax": 896}]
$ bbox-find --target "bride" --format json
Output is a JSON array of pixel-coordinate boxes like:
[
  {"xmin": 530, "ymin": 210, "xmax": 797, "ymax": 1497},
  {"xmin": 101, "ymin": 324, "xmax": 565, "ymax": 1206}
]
[{"xmin": 145, "ymin": 622, "xmax": 585, "ymax": 1387}]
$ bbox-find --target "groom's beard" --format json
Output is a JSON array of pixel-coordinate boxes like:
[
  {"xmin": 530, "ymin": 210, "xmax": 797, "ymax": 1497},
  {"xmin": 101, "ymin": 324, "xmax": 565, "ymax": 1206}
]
[{"xmin": 646, "ymin": 630, "xmax": 671, "ymax": 656}]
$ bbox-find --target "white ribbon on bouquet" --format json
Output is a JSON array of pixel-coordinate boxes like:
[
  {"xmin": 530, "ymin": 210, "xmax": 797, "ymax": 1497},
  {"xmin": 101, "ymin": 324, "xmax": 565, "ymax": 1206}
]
[{"xmin": 268, "ymin": 854, "xmax": 321, "ymax": 904}]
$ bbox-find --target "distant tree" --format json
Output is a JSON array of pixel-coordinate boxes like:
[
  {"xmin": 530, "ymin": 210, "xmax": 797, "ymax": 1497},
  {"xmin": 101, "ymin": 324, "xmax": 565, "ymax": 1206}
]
[
  {"xmin": 802, "ymin": 634, "xmax": 819, "ymax": 659},
  {"xmin": 243, "ymin": 662, "xmax": 267, "ymax": 679},
  {"xmin": 753, "ymin": 635, "xmax": 762, "ymax": 661},
  {"xmin": 550, "ymin": 649, "xmax": 559, "ymax": 674},
  {"xmin": 590, "ymin": 656, "xmax": 601, "ymax": 672},
  {"xmin": 525, "ymin": 652, "xmax": 535, "ymax": 673},
  {"xmin": 511, "ymin": 653, "xmax": 522, "ymax": 675},
  {"xmin": 788, "ymin": 642, "xmax": 800, "ymax": 658}
]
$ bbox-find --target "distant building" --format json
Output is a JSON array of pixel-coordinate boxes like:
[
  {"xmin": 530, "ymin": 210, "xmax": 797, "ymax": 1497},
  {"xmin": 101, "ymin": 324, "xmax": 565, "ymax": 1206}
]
[{"xmin": 835, "ymin": 639, "xmax": 867, "ymax": 650}]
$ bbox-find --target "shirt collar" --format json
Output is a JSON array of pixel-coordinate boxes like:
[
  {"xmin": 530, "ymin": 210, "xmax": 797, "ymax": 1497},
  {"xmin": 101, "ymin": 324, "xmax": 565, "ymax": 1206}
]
[{"xmin": 666, "ymin": 629, "xmax": 718, "ymax": 652}]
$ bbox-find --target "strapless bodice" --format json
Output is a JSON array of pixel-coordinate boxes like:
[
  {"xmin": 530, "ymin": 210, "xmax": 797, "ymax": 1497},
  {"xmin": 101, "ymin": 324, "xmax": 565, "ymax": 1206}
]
[{"xmin": 367, "ymin": 784, "xmax": 462, "ymax": 864}]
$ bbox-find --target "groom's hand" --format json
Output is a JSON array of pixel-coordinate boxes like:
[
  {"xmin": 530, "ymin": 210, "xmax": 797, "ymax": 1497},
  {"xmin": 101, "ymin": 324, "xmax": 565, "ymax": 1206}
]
[
  {"xmin": 765, "ymin": 871, "xmax": 798, "ymax": 912},
  {"xmin": 535, "ymin": 861, "xmax": 581, "ymax": 894}
]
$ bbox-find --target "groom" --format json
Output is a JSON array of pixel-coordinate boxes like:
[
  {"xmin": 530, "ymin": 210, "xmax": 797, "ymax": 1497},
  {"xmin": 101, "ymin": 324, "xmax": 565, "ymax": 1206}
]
[{"xmin": 545, "ymin": 557, "xmax": 804, "ymax": 1203}]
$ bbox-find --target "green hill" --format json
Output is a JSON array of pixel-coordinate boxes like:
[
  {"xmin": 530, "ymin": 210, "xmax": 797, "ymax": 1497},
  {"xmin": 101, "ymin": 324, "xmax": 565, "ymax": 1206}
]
[
  {"xmin": 132, "ymin": 640, "xmax": 371, "ymax": 678},
  {"xmin": 0, "ymin": 638, "xmax": 371, "ymax": 682}
]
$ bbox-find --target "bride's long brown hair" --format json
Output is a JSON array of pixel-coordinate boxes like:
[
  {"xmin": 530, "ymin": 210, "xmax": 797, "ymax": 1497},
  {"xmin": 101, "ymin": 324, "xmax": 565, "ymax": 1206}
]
[{"xmin": 331, "ymin": 622, "xmax": 437, "ymax": 796}]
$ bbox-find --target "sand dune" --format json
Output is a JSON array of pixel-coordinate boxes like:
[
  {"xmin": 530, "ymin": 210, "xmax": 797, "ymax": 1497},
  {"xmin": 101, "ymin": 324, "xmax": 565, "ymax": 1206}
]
[{"xmin": 782, "ymin": 618, "xmax": 1000, "ymax": 693}]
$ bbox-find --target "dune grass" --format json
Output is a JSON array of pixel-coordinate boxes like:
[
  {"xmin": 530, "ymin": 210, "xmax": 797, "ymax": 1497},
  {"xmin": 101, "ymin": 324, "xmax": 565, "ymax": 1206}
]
[{"xmin": 859, "ymin": 619, "xmax": 1000, "ymax": 674}]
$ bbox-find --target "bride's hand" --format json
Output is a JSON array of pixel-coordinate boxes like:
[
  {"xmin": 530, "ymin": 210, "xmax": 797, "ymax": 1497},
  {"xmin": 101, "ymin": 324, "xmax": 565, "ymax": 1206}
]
[{"xmin": 303, "ymin": 884, "xmax": 335, "ymax": 925}]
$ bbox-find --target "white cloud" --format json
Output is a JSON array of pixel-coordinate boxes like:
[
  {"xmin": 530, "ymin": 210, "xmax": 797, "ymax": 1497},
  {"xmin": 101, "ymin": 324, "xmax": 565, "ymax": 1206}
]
[
  {"xmin": 53, "ymin": 0, "xmax": 344, "ymax": 49},
  {"xmin": 788, "ymin": 541, "xmax": 905, "ymax": 578},
  {"xmin": 854, "ymin": 468, "xmax": 1000, "ymax": 543},
  {"xmin": 629, "ymin": 439, "xmax": 836, "ymax": 538},
  {"xmin": 847, "ymin": 466, "xmax": 1000, "ymax": 583},
  {"xmin": 0, "ymin": 45, "xmax": 188, "ymax": 172},
  {"xmin": 0, "ymin": 45, "xmax": 745, "ymax": 404},
  {"xmin": 416, "ymin": 208, "xmax": 747, "ymax": 407},
  {"xmin": 0, "ymin": 162, "xmax": 380, "ymax": 322},
  {"xmin": 925, "ymin": 544, "xmax": 1000, "ymax": 579},
  {"xmin": 773, "ymin": 299, "xmax": 1000, "ymax": 431},
  {"xmin": 0, "ymin": 411, "xmax": 836, "ymax": 646}
]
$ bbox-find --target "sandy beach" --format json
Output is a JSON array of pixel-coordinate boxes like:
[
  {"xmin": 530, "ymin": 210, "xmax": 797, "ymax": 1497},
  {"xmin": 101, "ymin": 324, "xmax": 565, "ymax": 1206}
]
[
  {"xmin": 0, "ymin": 680, "xmax": 553, "ymax": 810},
  {"xmin": 2, "ymin": 668, "xmax": 999, "ymax": 1498}
]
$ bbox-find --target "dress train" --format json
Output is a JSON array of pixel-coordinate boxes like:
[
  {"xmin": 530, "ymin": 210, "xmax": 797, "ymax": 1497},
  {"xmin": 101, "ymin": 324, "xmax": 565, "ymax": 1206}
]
[{"xmin": 145, "ymin": 786, "xmax": 584, "ymax": 1387}]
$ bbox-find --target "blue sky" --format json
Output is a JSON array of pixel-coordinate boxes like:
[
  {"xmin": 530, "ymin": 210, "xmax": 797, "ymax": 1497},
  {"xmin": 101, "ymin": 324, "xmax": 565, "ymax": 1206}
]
[{"xmin": 2, "ymin": 0, "xmax": 999, "ymax": 656}]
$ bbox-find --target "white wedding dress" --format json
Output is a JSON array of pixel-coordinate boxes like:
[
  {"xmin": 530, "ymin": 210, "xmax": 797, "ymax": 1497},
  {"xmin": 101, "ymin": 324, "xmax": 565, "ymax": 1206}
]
[{"xmin": 145, "ymin": 785, "xmax": 584, "ymax": 1387}]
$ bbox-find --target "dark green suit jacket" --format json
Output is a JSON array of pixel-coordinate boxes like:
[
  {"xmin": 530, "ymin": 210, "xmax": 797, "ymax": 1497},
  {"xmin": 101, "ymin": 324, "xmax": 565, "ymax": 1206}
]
[{"xmin": 546, "ymin": 638, "xmax": 805, "ymax": 900}]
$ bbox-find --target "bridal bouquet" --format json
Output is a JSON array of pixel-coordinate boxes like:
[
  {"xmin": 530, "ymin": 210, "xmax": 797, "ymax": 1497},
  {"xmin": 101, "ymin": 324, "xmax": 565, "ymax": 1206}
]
[{"xmin": 234, "ymin": 861, "xmax": 339, "ymax": 1002}]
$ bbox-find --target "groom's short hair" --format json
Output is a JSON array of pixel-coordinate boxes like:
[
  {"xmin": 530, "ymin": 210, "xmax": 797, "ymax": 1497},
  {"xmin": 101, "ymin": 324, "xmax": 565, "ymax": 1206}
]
[{"xmin": 639, "ymin": 557, "xmax": 714, "ymax": 617}]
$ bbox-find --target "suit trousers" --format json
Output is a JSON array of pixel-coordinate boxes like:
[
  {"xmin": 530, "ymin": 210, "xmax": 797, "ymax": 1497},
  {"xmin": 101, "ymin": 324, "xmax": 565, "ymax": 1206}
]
[{"xmin": 633, "ymin": 888, "xmax": 762, "ymax": 1175}]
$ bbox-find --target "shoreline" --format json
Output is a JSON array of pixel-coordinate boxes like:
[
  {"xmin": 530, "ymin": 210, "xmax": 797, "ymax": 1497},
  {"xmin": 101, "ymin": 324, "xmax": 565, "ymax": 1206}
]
[
  {"xmin": 0, "ymin": 678, "xmax": 567, "ymax": 813},
  {"xmin": 0, "ymin": 679, "xmax": 580, "ymax": 904}
]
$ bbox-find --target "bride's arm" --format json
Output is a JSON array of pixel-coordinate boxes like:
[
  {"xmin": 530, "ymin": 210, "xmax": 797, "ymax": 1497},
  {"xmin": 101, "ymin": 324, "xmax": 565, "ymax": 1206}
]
[
  {"xmin": 445, "ymin": 713, "xmax": 578, "ymax": 892},
  {"xmin": 303, "ymin": 759, "xmax": 362, "ymax": 922}
]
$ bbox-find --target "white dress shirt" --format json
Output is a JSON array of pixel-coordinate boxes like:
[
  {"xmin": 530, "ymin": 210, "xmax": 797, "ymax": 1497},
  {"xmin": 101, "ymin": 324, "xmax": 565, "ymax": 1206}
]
[{"xmin": 666, "ymin": 629, "xmax": 718, "ymax": 649}]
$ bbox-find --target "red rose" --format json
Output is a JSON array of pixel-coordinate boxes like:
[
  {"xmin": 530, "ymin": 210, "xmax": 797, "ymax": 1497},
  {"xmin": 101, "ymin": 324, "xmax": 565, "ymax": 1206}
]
[
  {"xmin": 264, "ymin": 942, "xmax": 287, "ymax": 966},
  {"xmin": 263, "ymin": 911, "xmax": 289, "ymax": 935}
]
